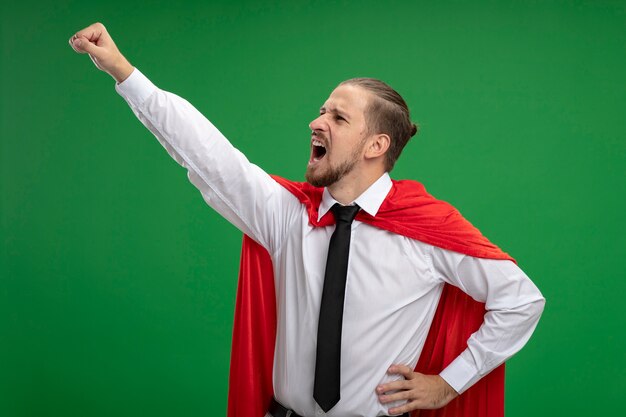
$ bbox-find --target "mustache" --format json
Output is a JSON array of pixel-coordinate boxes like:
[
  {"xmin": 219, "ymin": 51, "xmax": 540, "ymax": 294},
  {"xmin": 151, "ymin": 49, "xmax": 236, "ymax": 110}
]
[{"xmin": 311, "ymin": 130, "xmax": 328, "ymax": 141}]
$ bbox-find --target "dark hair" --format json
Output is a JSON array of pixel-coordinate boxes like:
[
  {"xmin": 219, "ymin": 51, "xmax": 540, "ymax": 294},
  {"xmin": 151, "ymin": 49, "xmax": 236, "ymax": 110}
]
[{"xmin": 339, "ymin": 78, "xmax": 418, "ymax": 171}]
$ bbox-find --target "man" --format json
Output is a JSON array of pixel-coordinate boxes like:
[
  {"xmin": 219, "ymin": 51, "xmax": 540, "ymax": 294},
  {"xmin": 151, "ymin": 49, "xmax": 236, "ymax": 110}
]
[{"xmin": 69, "ymin": 23, "xmax": 545, "ymax": 417}]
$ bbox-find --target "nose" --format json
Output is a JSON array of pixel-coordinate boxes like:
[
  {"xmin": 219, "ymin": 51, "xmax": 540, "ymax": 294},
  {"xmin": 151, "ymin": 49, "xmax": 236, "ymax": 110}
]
[{"xmin": 309, "ymin": 114, "xmax": 328, "ymax": 133}]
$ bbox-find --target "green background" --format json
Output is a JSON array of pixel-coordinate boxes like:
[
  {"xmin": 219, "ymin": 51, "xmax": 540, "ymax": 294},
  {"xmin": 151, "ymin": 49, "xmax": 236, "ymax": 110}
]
[{"xmin": 2, "ymin": 0, "xmax": 624, "ymax": 416}]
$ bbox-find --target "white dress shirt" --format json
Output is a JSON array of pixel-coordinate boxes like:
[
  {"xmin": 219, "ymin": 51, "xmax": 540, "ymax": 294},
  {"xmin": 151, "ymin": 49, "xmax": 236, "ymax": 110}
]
[{"xmin": 115, "ymin": 68, "xmax": 545, "ymax": 417}]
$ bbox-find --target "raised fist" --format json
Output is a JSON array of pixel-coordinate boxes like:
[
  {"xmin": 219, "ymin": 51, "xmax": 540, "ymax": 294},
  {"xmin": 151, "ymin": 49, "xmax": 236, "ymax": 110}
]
[{"xmin": 69, "ymin": 22, "xmax": 134, "ymax": 83}]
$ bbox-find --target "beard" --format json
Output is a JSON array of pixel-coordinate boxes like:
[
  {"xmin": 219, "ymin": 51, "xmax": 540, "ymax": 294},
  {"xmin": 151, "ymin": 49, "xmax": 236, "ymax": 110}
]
[
  {"xmin": 305, "ymin": 156, "xmax": 359, "ymax": 188},
  {"xmin": 305, "ymin": 139, "xmax": 365, "ymax": 188}
]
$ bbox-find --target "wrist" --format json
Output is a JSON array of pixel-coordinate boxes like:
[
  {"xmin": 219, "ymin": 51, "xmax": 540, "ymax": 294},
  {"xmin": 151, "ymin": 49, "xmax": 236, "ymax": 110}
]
[
  {"xmin": 110, "ymin": 56, "xmax": 134, "ymax": 84},
  {"xmin": 438, "ymin": 375, "xmax": 459, "ymax": 402}
]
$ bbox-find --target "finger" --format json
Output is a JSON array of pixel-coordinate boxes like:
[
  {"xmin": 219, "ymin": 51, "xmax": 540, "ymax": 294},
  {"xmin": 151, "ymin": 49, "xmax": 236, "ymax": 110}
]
[
  {"xmin": 68, "ymin": 34, "xmax": 81, "ymax": 53},
  {"xmin": 74, "ymin": 35, "xmax": 101, "ymax": 56},
  {"xmin": 388, "ymin": 364, "xmax": 415, "ymax": 378},
  {"xmin": 69, "ymin": 35, "xmax": 88, "ymax": 54},
  {"xmin": 376, "ymin": 379, "xmax": 412, "ymax": 394},
  {"xmin": 73, "ymin": 22, "xmax": 106, "ymax": 44},
  {"xmin": 378, "ymin": 389, "xmax": 413, "ymax": 404},
  {"xmin": 389, "ymin": 399, "xmax": 420, "ymax": 415}
]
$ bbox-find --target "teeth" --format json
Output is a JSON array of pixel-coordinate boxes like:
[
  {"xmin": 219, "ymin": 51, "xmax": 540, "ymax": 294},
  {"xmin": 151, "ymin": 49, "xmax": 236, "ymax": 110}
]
[{"xmin": 312, "ymin": 139, "xmax": 325, "ymax": 147}]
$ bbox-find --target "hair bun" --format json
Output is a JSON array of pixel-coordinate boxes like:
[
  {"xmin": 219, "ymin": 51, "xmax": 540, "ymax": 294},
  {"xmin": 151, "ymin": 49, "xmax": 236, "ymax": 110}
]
[{"xmin": 410, "ymin": 123, "xmax": 418, "ymax": 137}]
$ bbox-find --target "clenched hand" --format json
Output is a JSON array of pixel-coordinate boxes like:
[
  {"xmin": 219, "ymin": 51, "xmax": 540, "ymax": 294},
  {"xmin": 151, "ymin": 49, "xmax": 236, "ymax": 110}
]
[{"xmin": 68, "ymin": 22, "xmax": 134, "ymax": 83}]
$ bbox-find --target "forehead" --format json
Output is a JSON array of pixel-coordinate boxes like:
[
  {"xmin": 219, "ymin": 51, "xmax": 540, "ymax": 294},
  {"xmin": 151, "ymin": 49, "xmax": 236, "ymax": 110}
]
[{"xmin": 323, "ymin": 84, "xmax": 372, "ymax": 116}]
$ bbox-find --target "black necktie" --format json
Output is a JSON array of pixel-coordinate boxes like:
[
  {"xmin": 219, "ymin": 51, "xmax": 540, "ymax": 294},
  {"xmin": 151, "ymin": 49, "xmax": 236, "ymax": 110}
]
[{"xmin": 313, "ymin": 203, "xmax": 360, "ymax": 412}]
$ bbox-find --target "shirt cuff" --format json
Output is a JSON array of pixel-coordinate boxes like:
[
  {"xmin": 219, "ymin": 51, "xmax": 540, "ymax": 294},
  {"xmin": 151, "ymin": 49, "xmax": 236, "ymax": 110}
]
[
  {"xmin": 439, "ymin": 350, "xmax": 480, "ymax": 395},
  {"xmin": 114, "ymin": 67, "xmax": 157, "ymax": 107}
]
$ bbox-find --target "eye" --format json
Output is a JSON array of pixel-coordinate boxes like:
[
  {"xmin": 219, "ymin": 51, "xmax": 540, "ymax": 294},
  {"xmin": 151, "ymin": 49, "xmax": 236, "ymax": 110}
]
[{"xmin": 334, "ymin": 114, "xmax": 346, "ymax": 122}]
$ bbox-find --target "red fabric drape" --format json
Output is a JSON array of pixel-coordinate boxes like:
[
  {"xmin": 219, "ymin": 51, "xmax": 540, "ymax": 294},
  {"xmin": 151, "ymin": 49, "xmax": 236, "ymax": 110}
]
[
  {"xmin": 228, "ymin": 235, "xmax": 277, "ymax": 417},
  {"xmin": 227, "ymin": 177, "xmax": 514, "ymax": 417}
]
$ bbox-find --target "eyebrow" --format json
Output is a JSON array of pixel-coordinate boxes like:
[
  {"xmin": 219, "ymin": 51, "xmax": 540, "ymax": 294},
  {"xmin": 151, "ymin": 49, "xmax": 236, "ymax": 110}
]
[{"xmin": 319, "ymin": 106, "xmax": 350, "ymax": 120}]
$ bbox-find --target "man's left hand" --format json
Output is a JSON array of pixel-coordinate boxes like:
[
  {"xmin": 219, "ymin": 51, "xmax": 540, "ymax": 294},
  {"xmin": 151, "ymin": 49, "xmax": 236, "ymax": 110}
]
[{"xmin": 376, "ymin": 364, "xmax": 459, "ymax": 415}]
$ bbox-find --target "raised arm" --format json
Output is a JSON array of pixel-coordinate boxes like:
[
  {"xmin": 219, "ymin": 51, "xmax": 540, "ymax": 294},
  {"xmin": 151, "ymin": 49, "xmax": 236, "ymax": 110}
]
[{"xmin": 69, "ymin": 23, "xmax": 302, "ymax": 253}]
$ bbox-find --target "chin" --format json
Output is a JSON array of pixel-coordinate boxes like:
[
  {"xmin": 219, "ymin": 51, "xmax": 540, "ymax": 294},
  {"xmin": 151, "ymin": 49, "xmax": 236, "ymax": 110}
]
[
  {"xmin": 305, "ymin": 170, "xmax": 339, "ymax": 188},
  {"xmin": 305, "ymin": 173, "xmax": 323, "ymax": 187},
  {"xmin": 305, "ymin": 155, "xmax": 355, "ymax": 188},
  {"xmin": 305, "ymin": 168, "xmax": 326, "ymax": 188}
]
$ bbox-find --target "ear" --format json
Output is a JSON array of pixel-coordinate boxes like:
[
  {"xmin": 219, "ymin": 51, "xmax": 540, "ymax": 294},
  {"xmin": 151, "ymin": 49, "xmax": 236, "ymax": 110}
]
[{"xmin": 364, "ymin": 133, "xmax": 391, "ymax": 160}]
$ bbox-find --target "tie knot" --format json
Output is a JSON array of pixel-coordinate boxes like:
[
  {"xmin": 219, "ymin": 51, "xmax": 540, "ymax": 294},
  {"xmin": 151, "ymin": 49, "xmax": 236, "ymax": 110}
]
[{"xmin": 331, "ymin": 203, "xmax": 360, "ymax": 224}]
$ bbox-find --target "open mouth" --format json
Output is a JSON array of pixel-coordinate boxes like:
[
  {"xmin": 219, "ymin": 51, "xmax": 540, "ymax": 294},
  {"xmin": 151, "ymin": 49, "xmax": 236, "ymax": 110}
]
[{"xmin": 312, "ymin": 139, "xmax": 327, "ymax": 161}]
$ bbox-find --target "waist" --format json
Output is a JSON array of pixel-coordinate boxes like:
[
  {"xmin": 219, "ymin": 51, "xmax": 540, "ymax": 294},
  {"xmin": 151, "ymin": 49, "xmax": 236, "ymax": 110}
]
[{"xmin": 269, "ymin": 398, "xmax": 410, "ymax": 417}]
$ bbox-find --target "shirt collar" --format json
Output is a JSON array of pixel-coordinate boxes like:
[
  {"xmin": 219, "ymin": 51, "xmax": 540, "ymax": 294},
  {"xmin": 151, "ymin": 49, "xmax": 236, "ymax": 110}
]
[{"xmin": 317, "ymin": 172, "xmax": 393, "ymax": 221}]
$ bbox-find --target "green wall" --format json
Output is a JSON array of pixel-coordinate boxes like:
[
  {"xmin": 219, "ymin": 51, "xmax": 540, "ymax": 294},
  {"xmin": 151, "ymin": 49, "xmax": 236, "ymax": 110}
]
[{"xmin": 2, "ymin": 1, "xmax": 624, "ymax": 416}]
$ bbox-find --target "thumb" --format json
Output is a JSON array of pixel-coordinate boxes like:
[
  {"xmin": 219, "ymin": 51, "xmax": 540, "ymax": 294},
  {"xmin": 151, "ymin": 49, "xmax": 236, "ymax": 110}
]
[{"xmin": 74, "ymin": 36, "xmax": 101, "ymax": 56}]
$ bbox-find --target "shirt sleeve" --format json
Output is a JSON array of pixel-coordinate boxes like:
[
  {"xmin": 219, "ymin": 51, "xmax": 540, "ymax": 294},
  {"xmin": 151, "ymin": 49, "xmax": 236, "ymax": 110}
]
[
  {"xmin": 429, "ymin": 246, "xmax": 546, "ymax": 394},
  {"xmin": 114, "ymin": 67, "xmax": 302, "ymax": 254}
]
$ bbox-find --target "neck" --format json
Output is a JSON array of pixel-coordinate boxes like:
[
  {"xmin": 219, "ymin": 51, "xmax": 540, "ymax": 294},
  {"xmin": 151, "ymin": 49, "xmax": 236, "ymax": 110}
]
[{"xmin": 327, "ymin": 167, "xmax": 387, "ymax": 205}]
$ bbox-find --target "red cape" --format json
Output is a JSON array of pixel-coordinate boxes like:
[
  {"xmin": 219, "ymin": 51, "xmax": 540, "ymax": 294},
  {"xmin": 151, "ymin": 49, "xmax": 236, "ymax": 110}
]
[{"xmin": 228, "ymin": 176, "xmax": 516, "ymax": 417}]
